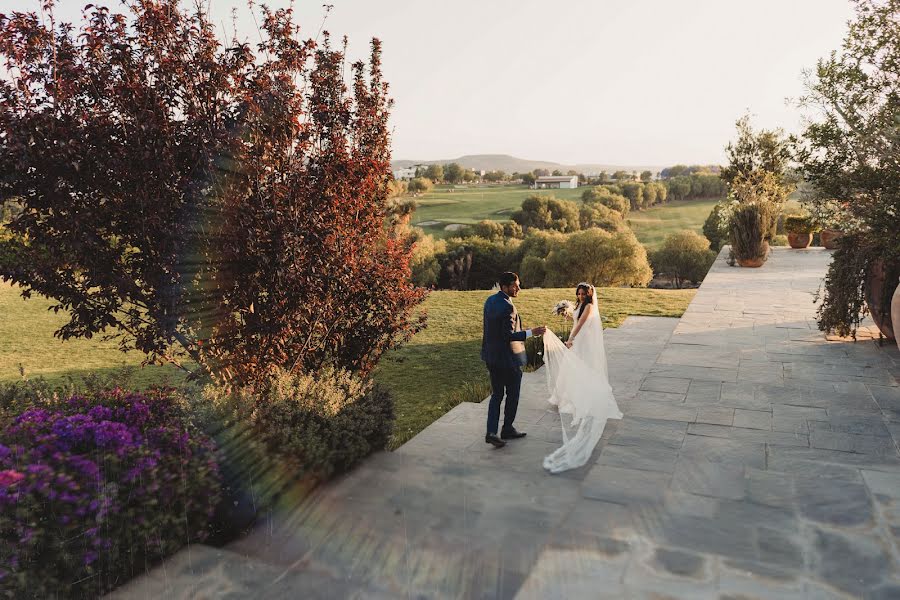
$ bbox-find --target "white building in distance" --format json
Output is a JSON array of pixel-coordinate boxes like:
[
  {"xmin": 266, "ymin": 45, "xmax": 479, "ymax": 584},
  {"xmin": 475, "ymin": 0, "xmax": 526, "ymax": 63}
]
[
  {"xmin": 392, "ymin": 165, "xmax": 423, "ymax": 180},
  {"xmin": 534, "ymin": 175, "xmax": 579, "ymax": 189}
]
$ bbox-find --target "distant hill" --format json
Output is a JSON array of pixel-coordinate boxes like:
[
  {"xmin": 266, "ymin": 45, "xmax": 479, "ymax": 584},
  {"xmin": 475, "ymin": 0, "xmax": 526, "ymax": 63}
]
[{"xmin": 391, "ymin": 154, "xmax": 667, "ymax": 176}]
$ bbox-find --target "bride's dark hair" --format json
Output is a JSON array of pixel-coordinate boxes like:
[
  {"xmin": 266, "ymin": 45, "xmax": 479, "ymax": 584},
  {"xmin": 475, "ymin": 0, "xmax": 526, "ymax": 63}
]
[{"xmin": 575, "ymin": 283, "xmax": 593, "ymax": 319}]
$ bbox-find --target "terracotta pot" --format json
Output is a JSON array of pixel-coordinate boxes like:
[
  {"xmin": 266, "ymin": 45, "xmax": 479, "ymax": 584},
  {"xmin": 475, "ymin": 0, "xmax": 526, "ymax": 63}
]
[
  {"xmin": 787, "ymin": 232, "xmax": 812, "ymax": 249},
  {"xmin": 892, "ymin": 276, "xmax": 900, "ymax": 351},
  {"xmin": 820, "ymin": 229, "xmax": 841, "ymax": 250},
  {"xmin": 736, "ymin": 242, "xmax": 769, "ymax": 268},
  {"xmin": 865, "ymin": 259, "xmax": 899, "ymax": 341},
  {"xmin": 737, "ymin": 256, "xmax": 765, "ymax": 267}
]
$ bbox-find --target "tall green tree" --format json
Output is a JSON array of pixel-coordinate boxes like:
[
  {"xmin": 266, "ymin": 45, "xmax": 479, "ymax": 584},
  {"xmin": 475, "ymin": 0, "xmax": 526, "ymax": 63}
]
[
  {"xmin": 621, "ymin": 182, "xmax": 645, "ymax": 210},
  {"xmin": 797, "ymin": 0, "xmax": 900, "ymax": 337},
  {"xmin": 424, "ymin": 164, "xmax": 444, "ymax": 182},
  {"xmin": 408, "ymin": 177, "xmax": 434, "ymax": 194},
  {"xmin": 444, "ymin": 162, "xmax": 464, "ymax": 183},
  {"xmin": 511, "ymin": 195, "xmax": 580, "ymax": 233},
  {"xmin": 649, "ymin": 231, "xmax": 716, "ymax": 288},
  {"xmin": 720, "ymin": 115, "xmax": 793, "ymax": 188},
  {"xmin": 544, "ymin": 229, "xmax": 652, "ymax": 288}
]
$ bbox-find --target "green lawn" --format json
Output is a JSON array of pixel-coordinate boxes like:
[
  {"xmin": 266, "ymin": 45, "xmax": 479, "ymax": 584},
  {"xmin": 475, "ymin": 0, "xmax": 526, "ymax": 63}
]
[
  {"xmin": 1, "ymin": 282, "xmax": 695, "ymax": 449},
  {"xmin": 412, "ymin": 184, "xmax": 585, "ymax": 238},
  {"xmin": 411, "ymin": 184, "xmax": 722, "ymax": 249},
  {"xmin": 626, "ymin": 198, "xmax": 720, "ymax": 249},
  {"xmin": 0, "ymin": 282, "xmax": 186, "ymax": 387},
  {"xmin": 376, "ymin": 286, "xmax": 695, "ymax": 448}
]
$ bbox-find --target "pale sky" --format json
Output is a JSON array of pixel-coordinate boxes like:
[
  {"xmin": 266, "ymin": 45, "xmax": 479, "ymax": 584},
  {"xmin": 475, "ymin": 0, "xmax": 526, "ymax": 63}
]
[{"xmin": 8, "ymin": 0, "xmax": 855, "ymax": 166}]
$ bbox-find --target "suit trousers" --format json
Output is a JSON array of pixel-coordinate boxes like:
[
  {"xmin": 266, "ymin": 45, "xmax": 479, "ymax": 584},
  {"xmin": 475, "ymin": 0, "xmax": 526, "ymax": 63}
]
[{"xmin": 486, "ymin": 365, "xmax": 522, "ymax": 435}]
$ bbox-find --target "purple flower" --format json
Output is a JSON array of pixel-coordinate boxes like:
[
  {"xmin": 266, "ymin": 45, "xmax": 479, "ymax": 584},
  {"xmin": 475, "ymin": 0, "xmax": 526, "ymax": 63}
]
[
  {"xmin": 0, "ymin": 388, "xmax": 221, "ymax": 593},
  {"xmin": 92, "ymin": 420, "xmax": 135, "ymax": 449},
  {"xmin": 87, "ymin": 405, "xmax": 114, "ymax": 421},
  {"xmin": 13, "ymin": 408, "xmax": 51, "ymax": 425}
]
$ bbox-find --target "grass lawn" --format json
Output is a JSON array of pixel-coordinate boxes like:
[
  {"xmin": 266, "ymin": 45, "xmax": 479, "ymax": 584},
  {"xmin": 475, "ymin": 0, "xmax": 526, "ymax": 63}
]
[
  {"xmin": 2, "ymin": 282, "xmax": 695, "ymax": 449},
  {"xmin": 413, "ymin": 184, "xmax": 585, "ymax": 238},
  {"xmin": 0, "ymin": 282, "xmax": 186, "ymax": 387},
  {"xmin": 411, "ymin": 184, "xmax": 723, "ymax": 249},
  {"xmin": 626, "ymin": 198, "xmax": 720, "ymax": 249},
  {"xmin": 376, "ymin": 286, "xmax": 695, "ymax": 448}
]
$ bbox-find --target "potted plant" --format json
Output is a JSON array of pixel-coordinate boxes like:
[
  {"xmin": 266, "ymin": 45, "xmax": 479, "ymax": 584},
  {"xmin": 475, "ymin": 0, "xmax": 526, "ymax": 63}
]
[
  {"xmin": 816, "ymin": 235, "xmax": 898, "ymax": 341},
  {"xmin": 730, "ymin": 204, "xmax": 769, "ymax": 267},
  {"xmin": 820, "ymin": 228, "xmax": 842, "ymax": 250},
  {"xmin": 796, "ymin": 0, "xmax": 899, "ymax": 342},
  {"xmin": 802, "ymin": 197, "xmax": 846, "ymax": 249},
  {"xmin": 784, "ymin": 215, "xmax": 818, "ymax": 249}
]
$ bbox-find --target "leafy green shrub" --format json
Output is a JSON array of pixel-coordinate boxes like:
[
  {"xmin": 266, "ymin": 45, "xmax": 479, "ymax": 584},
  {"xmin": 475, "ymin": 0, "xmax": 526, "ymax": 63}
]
[
  {"xmin": 814, "ymin": 233, "xmax": 871, "ymax": 337},
  {"xmin": 201, "ymin": 367, "xmax": 393, "ymax": 482},
  {"xmin": 770, "ymin": 234, "xmax": 789, "ymax": 247},
  {"xmin": 600, "ymin": 184, "xmax": 623, "ymax": 196},
  {"xmin": 578, "ymin": 203, "xmax": 624, "ymax": 232},
  {"xmin": 518, "ymin": 230, "xmax": 567, "ymax": 262},
  {"xmin": 783, "ymin": 215, "xmax": 817, "ymax": 234},
  {"xmin": 511, "ymin": 195, "xmax": 580, "ymax": 233},
  {"xmin": 649, "ymin": 231, "xmax": 716, "ymax": 288},
  {"xmin": 519, "ymin": 255, "xmax": 547, "ymax": 288},
  {"xmin": 437, "ymin": 236, "xmax": 522, "ymax": 290},
  {"xmin": 408, "ymin": 177, "xmax": 434, "ymax": 194},
  {"xmin": 544, "ymin": 228, "xmax": 652, "ymax": 287},
  {"xmin": 0, "ymin": 388, "xmax": 221, "ymax": 598},
  {"xmin": 0, "ymin": 367, "xmax": 140, "ymax": 428},
  {"xmin": 581, "ymin": 187, "xmax": 629, "ymax": 216},
  {"xmin": 620, "ymin": 182, "xmax": 644, "ymax": 210},
  {"xmin": 0, "ymin": 379, "xmax": 64, "ymax": 427},
  {"xmin": 461, "ymin": 220, "xmax": 506, "ymax": 241},
  {"xmin": 410, "ymin": 231, "xmax": 446, "ymax": 288},
  {"xmin": 703, "ymin": 204, "xmax": 728, "ymax": 251},
  {"xmin": 503, "ymin": 221, "xmax": 524, "ymax": 239}
]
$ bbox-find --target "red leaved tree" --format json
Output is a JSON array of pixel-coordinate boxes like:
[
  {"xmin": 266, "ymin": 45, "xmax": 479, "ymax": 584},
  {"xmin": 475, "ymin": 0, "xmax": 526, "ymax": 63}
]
[{"xmin": 0, "ymin": 1, "xmax": 426, "ymax": 383}]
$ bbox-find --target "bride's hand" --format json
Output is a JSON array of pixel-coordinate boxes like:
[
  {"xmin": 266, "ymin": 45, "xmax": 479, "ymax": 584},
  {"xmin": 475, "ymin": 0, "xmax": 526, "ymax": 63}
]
[{"xmin": 565, "ymin": 340, "xmax": 573, "ymax": 349}]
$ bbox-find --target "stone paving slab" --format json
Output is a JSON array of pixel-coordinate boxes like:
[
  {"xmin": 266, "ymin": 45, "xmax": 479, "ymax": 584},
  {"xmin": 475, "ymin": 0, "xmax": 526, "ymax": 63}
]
[{"xmin": 111, "ymin": 248, "xmax": 900, "ymax": 599}]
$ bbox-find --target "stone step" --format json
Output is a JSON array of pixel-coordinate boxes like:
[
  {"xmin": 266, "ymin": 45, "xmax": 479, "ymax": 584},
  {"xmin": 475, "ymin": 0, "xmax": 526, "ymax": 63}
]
[{"xmin": 104, "ymin": 543, "xmax": 387, "ymax": 599}]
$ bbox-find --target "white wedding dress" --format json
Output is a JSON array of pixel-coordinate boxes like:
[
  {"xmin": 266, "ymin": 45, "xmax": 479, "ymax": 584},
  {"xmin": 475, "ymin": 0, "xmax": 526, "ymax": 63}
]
[{"xmin": 542, "ymin": 299, "xmax": 622, "ymax": 473}]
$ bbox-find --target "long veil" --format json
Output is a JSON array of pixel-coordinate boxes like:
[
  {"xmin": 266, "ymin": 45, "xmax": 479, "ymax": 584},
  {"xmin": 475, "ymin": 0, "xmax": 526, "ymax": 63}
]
[{"xmin": 542, "ymin": 295, "xmax": 622, "ymax": 473}]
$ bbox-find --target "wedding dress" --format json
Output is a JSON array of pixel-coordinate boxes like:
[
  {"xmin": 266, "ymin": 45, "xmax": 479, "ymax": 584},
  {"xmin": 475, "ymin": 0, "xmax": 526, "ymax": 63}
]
[{"xmin": 542, "ymin": 295, "xmax": 622, "ymax": 473}]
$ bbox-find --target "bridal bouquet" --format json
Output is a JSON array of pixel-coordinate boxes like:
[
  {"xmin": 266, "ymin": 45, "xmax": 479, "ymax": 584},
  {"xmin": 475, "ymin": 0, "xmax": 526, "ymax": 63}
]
[{"xmin": 552, "ymin": 300, "xmax": 575, "ymax": 319}]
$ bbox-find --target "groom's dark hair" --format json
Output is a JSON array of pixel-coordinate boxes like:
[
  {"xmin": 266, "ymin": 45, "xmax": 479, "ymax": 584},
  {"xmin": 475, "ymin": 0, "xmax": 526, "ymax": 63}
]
[{"xmin": 498, "ymin": 272, "xmax": 519, "ymax": 287}]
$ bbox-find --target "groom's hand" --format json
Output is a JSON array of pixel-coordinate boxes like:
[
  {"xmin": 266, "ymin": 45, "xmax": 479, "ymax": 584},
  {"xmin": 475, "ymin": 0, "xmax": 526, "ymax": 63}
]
[{"xmin": 532, "ymin": 326, "xmax": 547, "ymax": 336}]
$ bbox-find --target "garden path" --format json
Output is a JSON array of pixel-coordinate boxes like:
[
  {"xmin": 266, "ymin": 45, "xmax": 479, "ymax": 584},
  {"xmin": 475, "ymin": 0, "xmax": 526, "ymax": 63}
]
[{"xmin": 110, "ymin": 248, "xmax": 900, "ymax": 599}]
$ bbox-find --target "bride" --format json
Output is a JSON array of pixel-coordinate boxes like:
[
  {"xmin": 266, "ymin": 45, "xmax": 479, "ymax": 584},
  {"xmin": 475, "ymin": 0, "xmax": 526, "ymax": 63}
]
[{"xmin": 542, "ymin": 282, "xmax": 622, "ymax": 473}]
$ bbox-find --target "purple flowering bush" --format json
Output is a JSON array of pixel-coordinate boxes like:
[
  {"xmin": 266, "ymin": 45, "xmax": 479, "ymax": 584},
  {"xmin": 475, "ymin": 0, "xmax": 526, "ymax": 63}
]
[{"xmin": 0, "ymin": 388, "xmax": 221, "ymax": 598}]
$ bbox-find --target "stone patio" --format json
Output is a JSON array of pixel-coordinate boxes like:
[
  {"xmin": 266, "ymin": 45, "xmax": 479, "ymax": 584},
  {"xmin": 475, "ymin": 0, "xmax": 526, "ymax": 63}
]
[{"xmin": 110, "ymin": 247, "xmax": 900, "ymax": 599}]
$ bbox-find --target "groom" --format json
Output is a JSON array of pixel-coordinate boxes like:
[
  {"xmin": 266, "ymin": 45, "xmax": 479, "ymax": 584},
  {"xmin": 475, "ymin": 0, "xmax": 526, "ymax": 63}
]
[{"xmin": 481, "ymin": 272, "xmax": 546, "ymax": 448}]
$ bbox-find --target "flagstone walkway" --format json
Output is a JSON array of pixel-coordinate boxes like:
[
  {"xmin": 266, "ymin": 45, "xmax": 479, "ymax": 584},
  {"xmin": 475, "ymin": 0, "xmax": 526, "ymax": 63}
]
[{"xmin": 110, "ymin": 247, "xmax": 900, "ymax": 599}]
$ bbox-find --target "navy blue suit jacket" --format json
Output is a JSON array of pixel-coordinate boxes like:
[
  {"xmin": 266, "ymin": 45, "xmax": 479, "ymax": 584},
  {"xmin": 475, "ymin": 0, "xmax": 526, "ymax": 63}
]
[{"xmin": 481, "ymin": 291, "xmax": 527, "ymax": 370}]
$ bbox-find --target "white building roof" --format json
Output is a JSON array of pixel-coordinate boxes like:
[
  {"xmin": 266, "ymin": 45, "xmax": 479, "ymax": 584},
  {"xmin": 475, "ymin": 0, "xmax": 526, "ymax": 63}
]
[{"xmin": 535, "ymin": 176, "xmax": 577, "ymax": 182}]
